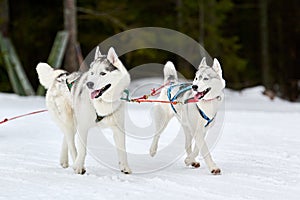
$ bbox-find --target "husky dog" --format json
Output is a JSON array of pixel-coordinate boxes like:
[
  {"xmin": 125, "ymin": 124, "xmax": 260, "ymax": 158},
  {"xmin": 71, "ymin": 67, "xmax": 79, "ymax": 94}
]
[
  {"xmin": 36, "ymin": 47, "xmax": 132, "ymax": 174},
  {"xmin": 149, "ymin": 58, "xmax": 225, "ymax": 175},
  {"xmin": 36, "ymin": 63, "xmax": 79, "ymax": 169}
]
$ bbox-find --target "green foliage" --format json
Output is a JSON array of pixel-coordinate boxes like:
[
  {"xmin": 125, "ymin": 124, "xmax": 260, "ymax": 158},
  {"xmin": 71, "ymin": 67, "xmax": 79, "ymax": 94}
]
[
  {"xmin": 177, "ymin": 0, "xmax": 247, "ymax": 87},
  {"xmin": 1, "ymin": 0, "xmax": 248, "ymax": 92},
  {"xmin": 0, "ymin": 54, "xmax": 11, "ymax": 92},
  {"xmin": 1, "ymin": 0, "xmax": 298, "ymax": 99},
  {"xmin": 8, "ymin": 0, "xmax": 63, "ymax": 90}
]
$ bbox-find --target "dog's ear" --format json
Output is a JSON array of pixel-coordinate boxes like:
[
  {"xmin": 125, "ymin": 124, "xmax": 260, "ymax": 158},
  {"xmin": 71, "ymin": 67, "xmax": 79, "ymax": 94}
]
[
  {"xmin": 107, "ymin": 47, "xmax": 119, "ymax": 66},
  {"xmin": 212, "ymin": 58, "xmax": 223, "ymax": 77},
  {"xmin": 94, "ymin": 46, "xmax": 102, "ymax": 60},
  {"xmin": 198, "ymin": 57, "xmax": 207, "ymax": 69}
]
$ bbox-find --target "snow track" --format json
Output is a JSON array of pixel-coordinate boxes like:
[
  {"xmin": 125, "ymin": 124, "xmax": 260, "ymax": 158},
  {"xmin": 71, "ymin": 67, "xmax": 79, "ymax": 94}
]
[{"xmin": 0, "ymin": 87, "xmax": 299, "ymax": 200}]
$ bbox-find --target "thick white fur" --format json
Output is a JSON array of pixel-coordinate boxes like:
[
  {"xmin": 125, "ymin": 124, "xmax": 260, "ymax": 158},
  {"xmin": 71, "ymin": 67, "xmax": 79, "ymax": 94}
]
[
  {"xmin": 36, "ymin": 63, "xmax": 66, "ymax": 89},
  {"xmin": 36, "ymin": 63, "xmax": 76, "ymax": 168},
  {"xmin": 150, "ymin": 58, "xmax": 225, "ymax": 174},
  {"xmin": 72, "ymin": 47, "xmax": 131, "ymax": 174},
  {"xmin": 163, "ymin": 61, "xmax": 178, "ymax": 82},
  {"xmin": 36, "ymin": 47, "xmax": 132, "ymax": 174}
]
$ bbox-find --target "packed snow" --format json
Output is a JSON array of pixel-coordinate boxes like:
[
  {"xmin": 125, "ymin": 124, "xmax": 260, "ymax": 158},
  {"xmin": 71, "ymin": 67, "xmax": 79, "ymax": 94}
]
[{"xmin": 0, "ymin": 85, "xmax": 300, "ymax": 200}]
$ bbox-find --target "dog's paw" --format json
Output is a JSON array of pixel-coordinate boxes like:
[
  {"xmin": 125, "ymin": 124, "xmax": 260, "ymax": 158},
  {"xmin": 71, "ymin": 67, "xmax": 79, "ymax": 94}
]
[
  {"xmin": 211, "ymin": 168, "xmax": 221, "ymax": 175},
  {"xmin": 149, "ymin": 145, "xmax": 157, "ymax": 157},
  {"xmin": 121, "ymin": 168, "xmax": 132, "ymax": 174},
  {"xmin": 191, "ymin": 162, "xmax": 200, "ymax": 168},
  {"xmin": 74, "ymin": 167, "xmax": 86, "ymax": 175},
  {"xmin": 60, "ymin": 161, "xmax": 69, "ymax": 168},
  {"xmin": 60, "ymin": 156, "xmax": 69, "ymax": 168},
  {"xmin": 184, "ymin": 157, "xmax": 199, "ymax": 167},
  {"xmin": 149, "ymin": 149, "xmax": 157, "ymax": 157},
  {"xmin": 119, "ymin": 162, "xmax": 132, "ymax": 174},
  {"xmin": 73, "ymin": 164, "xmax": 86, "ymax": 175},
  {"xmin": 120, "ymin": 166, "xmax": 132, "ymax": 174}
]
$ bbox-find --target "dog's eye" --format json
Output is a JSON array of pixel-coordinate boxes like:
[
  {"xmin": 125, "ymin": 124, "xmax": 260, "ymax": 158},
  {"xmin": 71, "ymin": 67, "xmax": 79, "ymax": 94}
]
[
  {"xmin": 100, "ymin": 72, "xmax": 106, "ymax": 76},
  {"xmin": 91, "ymin": 72, "xmax": 94, "ymax": 75},
  {"xmin": 203, "ymin": 77, "xmax": 209, "ymax": 81},
  {"xmin": 195, "ymin": 77, "xmax": 198, "ymax": 81}
]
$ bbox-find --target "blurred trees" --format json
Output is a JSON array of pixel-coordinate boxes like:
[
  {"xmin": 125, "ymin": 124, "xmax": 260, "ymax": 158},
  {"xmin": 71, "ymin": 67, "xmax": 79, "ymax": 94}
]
[
  {"xmin": 0, "ymin": 0, "xmax": 9, "ymax": 36},
  {"xmin": 0, "ymin": 0, "xmax": 299, "ymax": 101},
  {"xmin": 64, "ymin": 0, "xmax": 79, "ymax": 72},
  {"xmin": 259, "ymin": 0, "xmax": 272, "ymax": 90},
  {"xmin": 229, "ymin": 0, "xmax": 299, "ymax": 100}
]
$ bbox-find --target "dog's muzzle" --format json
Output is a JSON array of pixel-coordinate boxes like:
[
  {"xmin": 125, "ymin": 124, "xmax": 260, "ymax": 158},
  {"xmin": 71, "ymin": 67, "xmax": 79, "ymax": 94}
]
[
  {"xmin": 192, "ymin": 85, "xmax": 198, "ymax": 91},
  {"xmin": 87, "ymin": 82, "xmax": 94, "ymax": 89},
  {"xmin": 194, "ymin": 87, "xmax": 211, "ymax": 99},
  {"xmin": 91, "ymin": 84, "xmax": 111, "ymax": 99}
]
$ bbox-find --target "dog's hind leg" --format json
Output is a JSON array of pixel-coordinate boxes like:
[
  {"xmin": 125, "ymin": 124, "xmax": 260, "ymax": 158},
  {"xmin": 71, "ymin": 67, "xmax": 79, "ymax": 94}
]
[
  {"xmin": 58, "ymin": 121, "xmax": 77, "ymax": 167},
  {"xmin": 55, "ymin": 118, "xmax": 77, "ymax": 168},
  {"xmin": 60, "ymin": 136, "xmax": 69, "ymax": 168},
  {"xmin": 149, "ymin": 104, "xmax": 172, "ymax": 157},
  {"xmin": 65, "ymin": 127, "xmax": 77, "ymax": 163}
]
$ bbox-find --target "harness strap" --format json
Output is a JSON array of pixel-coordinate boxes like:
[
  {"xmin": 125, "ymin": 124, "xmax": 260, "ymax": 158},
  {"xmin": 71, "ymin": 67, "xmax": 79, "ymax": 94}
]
[
  {"xmin": 95, "ymin": 114, "xmax": 105, "ymax": 123},
  {"xmin": 95, "ymin": 104, "xmax": 122, "ymax": 123},
  {"xmin": 66, "ymin": 79, "xmax": 75, "ymax": 91},
  {"xmin": 167, "ymin": 83, "xmax": 192, "ymax": 113},
  {"xmin": 166, "ymin": 83, "xmax": 215, "ymax": 127},
  {"xmin": 196, "ymin": 104, "xmax": 215, "ymax": 127},
  {"xmin": 57, "ymin": 72, "xmax": 69, "ymax": 79}
]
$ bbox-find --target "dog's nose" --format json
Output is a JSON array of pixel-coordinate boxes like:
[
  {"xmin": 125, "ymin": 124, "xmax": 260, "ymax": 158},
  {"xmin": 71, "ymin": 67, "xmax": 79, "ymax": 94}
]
[
  {"xmin": 86, "ymin": 82, "xmax": 94, "ymax": 89},
  {"xmin": 192, "ymin": 85, "xmax": 198, "ymax": 91}
]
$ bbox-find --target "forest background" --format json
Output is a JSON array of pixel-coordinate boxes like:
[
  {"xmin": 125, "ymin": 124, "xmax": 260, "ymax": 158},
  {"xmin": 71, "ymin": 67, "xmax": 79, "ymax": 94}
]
[{"xmin": 0, "ymin": 0, "xmax": 299, "ymax": 101}]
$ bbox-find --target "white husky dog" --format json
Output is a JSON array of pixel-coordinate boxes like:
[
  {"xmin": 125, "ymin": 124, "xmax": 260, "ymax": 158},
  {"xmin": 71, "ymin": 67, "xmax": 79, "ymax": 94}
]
[
  {"xmin": 36, "ymin": 47, "xmax": 132, "ymax": 174},
  {"xmin": 150, "ymin": 58, "xmax": 225, "ymax": 175}
]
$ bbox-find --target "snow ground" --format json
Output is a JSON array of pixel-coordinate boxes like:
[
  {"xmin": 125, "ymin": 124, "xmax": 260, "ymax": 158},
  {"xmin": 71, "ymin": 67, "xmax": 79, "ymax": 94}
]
[{"xmin": 0, "ymin": 86, "xmax": 300, "ymax": 200}]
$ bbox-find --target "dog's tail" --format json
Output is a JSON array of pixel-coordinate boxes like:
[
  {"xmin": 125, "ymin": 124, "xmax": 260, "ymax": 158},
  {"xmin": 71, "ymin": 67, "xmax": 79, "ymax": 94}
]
[
  {"xmin": 36, "ymin": 63, "xmax": 64, "ymax": 89},
  {"xmin": 163, "ymin": 61, "xmax": 178, "ymax": 84}
]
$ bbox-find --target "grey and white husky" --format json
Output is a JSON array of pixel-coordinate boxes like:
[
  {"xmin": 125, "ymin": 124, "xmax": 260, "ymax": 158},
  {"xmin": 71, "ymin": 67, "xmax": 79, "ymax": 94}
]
[
  {"xmin": 36, "ymin": 47, "xmax": 132, "ymax": 174},
  {"xmin": 150, "ymin": 58, "xmax": 225, "ymax": 174}
]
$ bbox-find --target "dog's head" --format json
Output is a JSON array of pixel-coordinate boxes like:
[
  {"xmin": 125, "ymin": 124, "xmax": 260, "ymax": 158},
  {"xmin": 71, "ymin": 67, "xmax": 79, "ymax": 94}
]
[
  {"xmin": 86, "ymin": 46, "xmax": 130, "ymax": 102},
  {"xmin": 192, "ymin": 57, "xmax": 226, "ymax": 100}
]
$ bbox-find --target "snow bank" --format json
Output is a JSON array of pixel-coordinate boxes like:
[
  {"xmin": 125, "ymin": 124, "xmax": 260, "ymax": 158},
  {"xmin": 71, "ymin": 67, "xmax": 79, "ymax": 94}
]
[{"xmin": 0, "ymin": 86, "xmax": 299, "ymax": 200}]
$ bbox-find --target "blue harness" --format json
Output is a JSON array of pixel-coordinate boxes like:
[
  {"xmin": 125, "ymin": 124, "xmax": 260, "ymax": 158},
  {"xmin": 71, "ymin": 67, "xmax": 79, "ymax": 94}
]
[
  {"xmin": 167, "ymin": 83, "xmax": 192, "ymax": 114},
  {"xmin": 167, "ymin": 83, "xmax": 214, "ymax": 127}
]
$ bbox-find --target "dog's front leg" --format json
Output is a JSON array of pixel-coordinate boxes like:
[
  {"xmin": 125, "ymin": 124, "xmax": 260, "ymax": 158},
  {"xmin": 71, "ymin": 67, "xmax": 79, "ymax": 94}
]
[
  {"xmin": 73, "ymin": 126, "xmax": 89, "ymax": 175},
  {"xmin": 111, "ymin": 126, "xmax": 132, "ymax": 174},
  {"xmin": 183, "ymin": 127, "xmax": 200, "ymax": 168},
  {"xmin": 194, "ymin": 131, "xmax": 221, "ymax": 175}
]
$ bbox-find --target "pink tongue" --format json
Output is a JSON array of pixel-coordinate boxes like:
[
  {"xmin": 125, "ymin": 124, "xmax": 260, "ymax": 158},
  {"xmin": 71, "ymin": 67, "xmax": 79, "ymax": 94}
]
[
  {"xmin": 195, "ymin": 92, "xmax": 203, "ymax": 99},
  {"xmin": 91, "ymin": 90, "xmax": 100, "ymax": 99}
]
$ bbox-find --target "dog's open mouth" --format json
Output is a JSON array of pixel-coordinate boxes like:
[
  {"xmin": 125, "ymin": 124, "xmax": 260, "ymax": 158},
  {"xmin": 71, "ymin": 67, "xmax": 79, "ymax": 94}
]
[
  {"xmin": 91, "ymin": 84, "xmax": 111, "ymax": 99},
  {"xmin": 195, "ymin": 87, "xmax": 211, "ymax": 99}
]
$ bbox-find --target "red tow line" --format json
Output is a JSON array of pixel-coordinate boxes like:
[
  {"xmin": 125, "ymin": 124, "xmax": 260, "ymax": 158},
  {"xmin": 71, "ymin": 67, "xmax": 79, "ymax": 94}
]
[
  {"xmin": 128, "ymin": 81, "xmax": 179, "ymax": 104},
  {"xmin": 0, "ymin": 81, "xmax": 177, "ymax": 125},
  {"xmin": 0, "ymin": 109, "xmax": 48, "ymax": 125},
  {"xmin": 131, "ymin": 99, "xmax": 180, "ymax": 104}
]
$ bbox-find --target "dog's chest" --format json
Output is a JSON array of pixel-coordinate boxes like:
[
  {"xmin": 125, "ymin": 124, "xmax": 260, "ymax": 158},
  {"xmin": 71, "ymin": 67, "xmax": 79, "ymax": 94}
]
[
  {"xmin": 174, "ymin": 91, "xmax": 223, "ymax": 125},
  {"xmin": 91, "ymin": 99, "xmax": 122, "ymax": 117}
]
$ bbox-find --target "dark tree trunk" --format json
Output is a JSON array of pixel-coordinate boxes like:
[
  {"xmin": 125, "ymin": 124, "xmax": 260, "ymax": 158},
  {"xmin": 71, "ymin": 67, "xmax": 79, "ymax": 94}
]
[
  {"xmin": 64, "ymin": 0, "xmax": 79, "ymax": 72},
  {"xmin": 198, "ymin": 0, "xmax": 205, "ymax": 46},
  {"xmin": 176, "ymin": 0, "xmax": 185, "ymax": 72},
  {"xmin": 0, "ymin": 0, "xmax": 9, "ymax": 36},
  {"xmin": 259, "ymin": 0, "xmax": 272, "ymax": 90}
]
